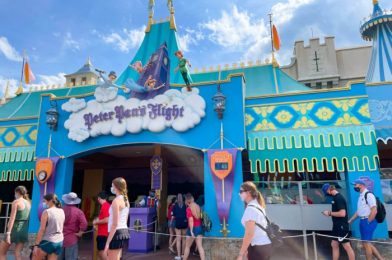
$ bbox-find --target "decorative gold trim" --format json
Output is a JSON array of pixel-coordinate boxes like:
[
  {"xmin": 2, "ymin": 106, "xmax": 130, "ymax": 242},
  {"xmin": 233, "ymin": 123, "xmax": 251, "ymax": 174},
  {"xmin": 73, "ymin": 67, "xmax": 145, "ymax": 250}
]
[
  {"xmin": 366, "ymin": 81, "xmax": 392, "ymax": 86},
  {"xmin": 246, "ymin": 80, "xmax": 365, "ymax": 100},
  {"xmin": 0, "ymin": 116, "xmax": 38, "ymax": 122},
  {"xmin": 48, "ymin": 92, "xmax": 94, "ymax": 101},
  {"xmin": 0, "ymin": 123, "xmax": 37, "ymax": 128},
  {"xmin": 192, "ymin": 62, "xmax": 270, "ymax": 75},
  {"xmin": 171, "ymin": 73, "xmax": 245, "ymax": 88},
  {"xmin": 245, "ymin": 95, "xmax": 369, "ymax": 107}
]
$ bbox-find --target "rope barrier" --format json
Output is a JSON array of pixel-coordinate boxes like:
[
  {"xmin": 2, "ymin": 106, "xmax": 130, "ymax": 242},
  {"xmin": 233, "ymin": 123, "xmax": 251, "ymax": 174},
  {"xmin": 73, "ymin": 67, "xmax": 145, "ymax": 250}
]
[{"xmin": 315, "ymin": 233, "xmax": 392, "ymax": 245}]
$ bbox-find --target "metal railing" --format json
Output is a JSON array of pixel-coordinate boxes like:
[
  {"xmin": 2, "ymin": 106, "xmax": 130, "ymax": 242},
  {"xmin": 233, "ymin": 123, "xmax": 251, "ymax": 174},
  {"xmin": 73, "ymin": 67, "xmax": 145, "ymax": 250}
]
[{"xmin": 0, "ymin": 202, "xmax": 12, "ymax": 233}]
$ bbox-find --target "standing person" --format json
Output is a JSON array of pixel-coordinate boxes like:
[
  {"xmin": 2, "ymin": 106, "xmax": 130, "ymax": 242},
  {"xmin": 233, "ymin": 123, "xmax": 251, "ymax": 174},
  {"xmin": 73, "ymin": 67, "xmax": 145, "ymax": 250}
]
[
  {"xmin": 174, "ymin": 50, "xmax": 192, "ymax": 91},
  {"xmin": 32, "ymin": 194, "xmax": 65, "ymax": 260},
  {"xmin": 0, "ymin": 186, "xmax": 31, "ymax": 260},
  {"xmin": 321, "ymin": 184, "xmax": 355, "ymax": 260},
  {"xmin": 104, "ymin": 177, "xmax": 130, "ymax": 260},
  {"xmin": 348, "ymin": 179, "xmax": 385, "ymax": 260},
  {"xmin": 237, "ymin": 181, "xmax": 272, "ymax": 260},
  {"xmin": 167, "ymin": 197, "xmax": 177, "ymax": 254},
  {"xmin": 59, "ymin": 192, "xmax": 88, "ymax": 260},
  {"xmin": 182, "ymin": 193, "xmax": 205, "ymax": 260},
  {"xmin": 93, "ymin": 191, "xmax": 111, "ymax": 260},
  {"xmin": 172, "ymin": 193, "xmax": 187, "ymax": 260}
]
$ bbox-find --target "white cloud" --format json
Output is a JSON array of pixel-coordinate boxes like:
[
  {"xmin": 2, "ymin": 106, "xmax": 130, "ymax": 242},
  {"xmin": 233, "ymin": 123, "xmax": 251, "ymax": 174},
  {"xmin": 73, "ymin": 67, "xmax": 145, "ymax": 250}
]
[
  {"xmin": 271, "ymin": 0, "xmax": 315, "ymax": 25},
  {"xmin": 99, "ymin": 27, "xmax": 146, "ymax": 53},
  {"xmin": 61, "ymin": 97, "xmax": 86, "ymax": 113},
  {"xmin": 0, "ymin": 37, "xmax": 22, "ymax": 62},
  {"xmin": 178, "ymin": 28, "xmax": 204, "ymax": 52},
  {"xmin": 64, "ymin": 32, "xmax": 80, "ymax": 52},
  {"xmin": 37, "ymin": 73, "xmax": 66, "ymax": 86},
  {"xmin": 201, "ymin": 1, "xmax": 315, "ymax": 61},
  {"xmin": 64, "ymin": 88, "xmax": 206, "ymax": 142}
]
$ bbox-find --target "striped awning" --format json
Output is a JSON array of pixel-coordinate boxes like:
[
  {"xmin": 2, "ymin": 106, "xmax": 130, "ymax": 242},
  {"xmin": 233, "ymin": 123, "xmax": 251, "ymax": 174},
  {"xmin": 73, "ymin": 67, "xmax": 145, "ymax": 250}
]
[
  {"xmin": 0, "ymin": 146, "xmax": 35, "ymax": 182},
  {"xmin": 247, "ymin": 125, "xmax": 380, "ymax": 173}
]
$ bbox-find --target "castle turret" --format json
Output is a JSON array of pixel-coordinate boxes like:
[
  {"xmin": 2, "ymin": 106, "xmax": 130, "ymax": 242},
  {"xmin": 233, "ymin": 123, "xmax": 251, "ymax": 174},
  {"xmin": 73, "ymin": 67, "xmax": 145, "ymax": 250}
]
[
  {"xmin": 361, "ymin": 0, "xmax": 392, "ymax": 83},
  {"xmin": 64, "ymin": 57, "xmax": 98, "ymax": 87}
]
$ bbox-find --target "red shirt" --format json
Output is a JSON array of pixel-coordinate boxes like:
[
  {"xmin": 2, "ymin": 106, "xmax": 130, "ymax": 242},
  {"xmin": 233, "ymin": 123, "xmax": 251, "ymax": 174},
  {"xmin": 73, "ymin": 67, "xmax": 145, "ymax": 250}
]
[
  {"xmin": 63, "ymin": 205, "xmax": 88, "ymax": 247},
  {"xmin": 167, "ymin": 203, "xmax": 174, "ymax": 219},
  {"xmin": 98, "ymin": 202, "xmax": 110, "ymax": 236},
  {"xmin": 186, "ymin": 207, "xmax": 201, "ymax": 227}
]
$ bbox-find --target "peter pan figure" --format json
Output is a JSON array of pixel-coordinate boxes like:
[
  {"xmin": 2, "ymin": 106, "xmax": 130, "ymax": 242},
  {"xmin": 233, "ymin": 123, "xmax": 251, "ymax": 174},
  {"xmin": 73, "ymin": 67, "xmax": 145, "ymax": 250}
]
[{"xmin": 174, "ymin": 50, "xmax": 192, "ymax": 91}]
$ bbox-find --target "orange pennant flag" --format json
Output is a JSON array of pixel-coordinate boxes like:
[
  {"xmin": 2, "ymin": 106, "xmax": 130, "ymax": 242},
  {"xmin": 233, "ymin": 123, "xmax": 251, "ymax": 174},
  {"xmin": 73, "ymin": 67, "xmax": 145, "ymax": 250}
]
[
  {"xmin": 272, "ymin": 24, "xmax": 281, "ymax": 51},
  {"xmin": 24, "ymin": 61, "xmax": 36, "ymax": 84}
]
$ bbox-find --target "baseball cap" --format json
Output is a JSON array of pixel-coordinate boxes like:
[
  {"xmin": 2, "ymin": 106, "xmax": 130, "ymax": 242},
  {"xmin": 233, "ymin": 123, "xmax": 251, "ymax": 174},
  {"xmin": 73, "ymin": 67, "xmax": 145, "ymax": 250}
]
[
  {"xmin": 351, "ymin": 179, "xmax": 366, "ymax": 186},
  {"xmin": 322, "ymin": 183, "xmax": 330, "ymax": 195}
]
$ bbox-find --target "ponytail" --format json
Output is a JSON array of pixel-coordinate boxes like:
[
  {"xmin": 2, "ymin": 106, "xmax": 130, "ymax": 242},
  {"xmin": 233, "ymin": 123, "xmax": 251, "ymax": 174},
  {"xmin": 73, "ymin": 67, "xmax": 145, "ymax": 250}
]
[
  {"xmin": 54, "ymin": 197, "xmax": 62, "ymax": 208},
  {"xmin": 43, "ymin": 193, "xmax": 62, "ymax": 208},
  {"xmin": 256, "ymin": 191, "xmax": 266, "ymax": 209},
  {"xmin": 122, "ymin": 191, "xmax": 129, "ymax": 207}
]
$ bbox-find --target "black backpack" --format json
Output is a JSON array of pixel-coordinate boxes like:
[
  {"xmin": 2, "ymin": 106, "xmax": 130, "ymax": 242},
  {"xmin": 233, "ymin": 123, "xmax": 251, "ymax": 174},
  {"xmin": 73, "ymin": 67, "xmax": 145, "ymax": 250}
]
[
  {"xmin": 248, "ymin": 205, "xmax": 284, "ymax": 248},
  {"xmin": 201, "ymin": 211, "xmax": 212, "ymax": 232},
  {"xmin": 365, "ymin": 192, "xmax": 386, "ymax": 223}
]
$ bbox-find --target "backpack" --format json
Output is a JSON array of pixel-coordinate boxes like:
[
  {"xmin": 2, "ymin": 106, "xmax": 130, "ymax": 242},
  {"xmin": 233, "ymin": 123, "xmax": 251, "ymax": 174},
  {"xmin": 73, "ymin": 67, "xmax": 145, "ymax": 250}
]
[
  {"xmin": 201, "ymin": 211, "xmax": 212, "ymax": 232},
  {"xmin": 248, "ymin": 205, "xmax": 284, "ymax": 248},
  {"xmin": 365, "ymin": 192, "xmax": 386, "ymax": 223}
]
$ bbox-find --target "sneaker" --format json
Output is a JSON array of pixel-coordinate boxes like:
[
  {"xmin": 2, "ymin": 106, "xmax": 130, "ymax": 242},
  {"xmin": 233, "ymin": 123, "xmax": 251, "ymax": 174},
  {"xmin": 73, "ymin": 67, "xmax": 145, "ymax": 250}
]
[{"xmin": 174, "ymin": 256, "xmax": 182, "ymax": 260}]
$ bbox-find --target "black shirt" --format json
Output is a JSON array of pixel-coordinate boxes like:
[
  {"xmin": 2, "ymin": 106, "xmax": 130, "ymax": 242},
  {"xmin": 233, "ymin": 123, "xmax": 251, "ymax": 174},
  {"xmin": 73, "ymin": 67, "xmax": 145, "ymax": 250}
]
[{"xmin": 331, "ymin": 193, "xmax": 348, "ymax": 226}]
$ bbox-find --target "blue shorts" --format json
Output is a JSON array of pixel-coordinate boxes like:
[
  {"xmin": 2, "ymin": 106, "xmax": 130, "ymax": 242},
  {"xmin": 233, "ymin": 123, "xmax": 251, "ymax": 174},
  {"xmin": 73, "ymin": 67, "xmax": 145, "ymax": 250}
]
[
  {"xmin": 39, "ymin": 240, "xmax": 63, "ymax": 255},
  {"xmin": 359, "ymin": 218, "xmax": 377, "ymax": 241},
  {"xmin": 186, "ymin": 226, "xmax": 204, "ymax": 237},
  {"xmin": 168, "ymin": 220, "xmax": 176, "ymax": 229}
]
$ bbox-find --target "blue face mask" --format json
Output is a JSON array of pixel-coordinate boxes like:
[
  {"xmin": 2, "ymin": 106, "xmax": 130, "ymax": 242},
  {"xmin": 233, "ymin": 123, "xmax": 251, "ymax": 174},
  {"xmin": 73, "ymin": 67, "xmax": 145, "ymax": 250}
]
[{"xmin": 42, "ymin": 202, "xmax": 48, "ymax": 209}]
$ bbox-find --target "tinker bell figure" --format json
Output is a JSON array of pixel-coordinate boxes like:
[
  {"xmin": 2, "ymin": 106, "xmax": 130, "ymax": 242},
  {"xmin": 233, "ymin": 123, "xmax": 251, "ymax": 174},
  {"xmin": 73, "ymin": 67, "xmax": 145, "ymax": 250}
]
[{"xmin": 174, "ymin": 50, "xmax": 192, "ymax": 91}]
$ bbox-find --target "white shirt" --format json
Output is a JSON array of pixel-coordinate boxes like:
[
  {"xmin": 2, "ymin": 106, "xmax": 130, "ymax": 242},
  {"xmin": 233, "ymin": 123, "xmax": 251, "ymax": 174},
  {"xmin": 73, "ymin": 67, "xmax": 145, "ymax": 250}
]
[
  {"xmin": 357, "ymin": 189, "xmax": 377, "ymax": 217},
  {"xmin": 241, "ymin": 199, "xmax": 271, "ymax": 246},
  {"xmin": 108, "ymin": 195, "xmax": 130, "ymax": 232}
]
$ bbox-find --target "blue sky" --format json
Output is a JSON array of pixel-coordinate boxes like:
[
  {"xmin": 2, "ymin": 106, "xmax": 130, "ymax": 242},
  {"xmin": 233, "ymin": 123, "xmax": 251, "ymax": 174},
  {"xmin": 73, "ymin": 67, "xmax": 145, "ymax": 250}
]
[{"xmin": 0, "ymin": 0, "xmax": 390, "ymax": 95}]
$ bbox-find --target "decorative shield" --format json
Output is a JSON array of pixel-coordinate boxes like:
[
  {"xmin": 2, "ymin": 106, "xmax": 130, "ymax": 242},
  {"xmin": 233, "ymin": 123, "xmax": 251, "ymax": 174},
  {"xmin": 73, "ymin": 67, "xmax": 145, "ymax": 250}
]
[
  {"xmin": 35, "ymin": 158, "xmax": 54, "ymax": 184},
  {"xmin": 209, "ymin": 151, "xmax": 233, "ymax": 180}
]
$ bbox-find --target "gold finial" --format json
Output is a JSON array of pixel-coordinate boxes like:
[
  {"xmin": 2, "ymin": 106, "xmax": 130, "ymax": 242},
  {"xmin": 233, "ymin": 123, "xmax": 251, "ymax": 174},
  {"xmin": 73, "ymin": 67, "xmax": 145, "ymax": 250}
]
[
  {"xmin": 168, "ymin": 0, "xmax": 177, "ymax": 30},
  {"xmin": 373, "ymin": 0, "xmax": 378, "ymax": 5},
  {"xmin": 145, "ymin": 0, "xmax": 155, "ymax": 33},
  {"xmin": 15, "ymin": 82, "xmax": 24, "ymax": 96}
]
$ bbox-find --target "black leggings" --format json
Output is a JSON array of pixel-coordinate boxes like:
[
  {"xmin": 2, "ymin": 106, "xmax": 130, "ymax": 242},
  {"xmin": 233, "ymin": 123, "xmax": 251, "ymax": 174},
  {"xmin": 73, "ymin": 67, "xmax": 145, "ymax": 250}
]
[{"xmin": 248, "ymin": 244, "xmax": 272, "ymax": 260}]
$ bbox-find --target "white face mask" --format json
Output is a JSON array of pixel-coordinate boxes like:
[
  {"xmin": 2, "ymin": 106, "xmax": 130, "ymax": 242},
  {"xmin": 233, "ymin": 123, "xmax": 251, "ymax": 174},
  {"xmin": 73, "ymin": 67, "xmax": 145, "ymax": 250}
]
[
  {"xmin": 239, "ymin": 192, "xmax": 247, "ymax": 202},
  {"xmin": 111, "ymin": 186, "xmax": 116, "ymax": 195}
]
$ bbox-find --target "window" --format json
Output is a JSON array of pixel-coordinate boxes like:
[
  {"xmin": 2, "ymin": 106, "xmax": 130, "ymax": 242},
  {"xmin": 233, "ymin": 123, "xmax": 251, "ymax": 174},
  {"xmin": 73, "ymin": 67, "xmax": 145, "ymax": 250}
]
[
  {"xmin": 316, "ymin": 82, "xmax": 322, "ymax": 89},
  {"xmin": 81, "ymin": 77, "xmax": 87, "ymax": 85},
  {"xmin": 71, "ymin": 78, "xmax": 76, "ymax": 86},
  {"xmin": 305, "ymin": 83, "xmax": 311, "ymax": 88},
  {"xmin": 327, "ymin": 81, "xmax": 333, "ymax": 88}
]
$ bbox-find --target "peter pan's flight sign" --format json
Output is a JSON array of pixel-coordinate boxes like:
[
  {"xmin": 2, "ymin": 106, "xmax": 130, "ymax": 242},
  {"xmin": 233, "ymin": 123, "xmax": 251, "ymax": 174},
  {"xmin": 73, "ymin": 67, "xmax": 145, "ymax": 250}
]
[
  {"xmin": 62, "ymin": 88, "xmax": 206, "ymax": 143},
  {"xmin": 84, "ymin": 104, "xmax": 185, "ymax": 130}
]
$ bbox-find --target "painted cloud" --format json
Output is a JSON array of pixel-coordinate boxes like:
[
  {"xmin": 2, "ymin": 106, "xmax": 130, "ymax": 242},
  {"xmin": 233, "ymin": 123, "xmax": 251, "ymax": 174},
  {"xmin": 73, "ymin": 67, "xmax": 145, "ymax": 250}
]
[
  {"xmin": 61, "ymin": 98, "xmax": 86, "ymax": 113},
  {"xmin": 63, "ymin": 87, "xmax": 206, "ymax": 142}
]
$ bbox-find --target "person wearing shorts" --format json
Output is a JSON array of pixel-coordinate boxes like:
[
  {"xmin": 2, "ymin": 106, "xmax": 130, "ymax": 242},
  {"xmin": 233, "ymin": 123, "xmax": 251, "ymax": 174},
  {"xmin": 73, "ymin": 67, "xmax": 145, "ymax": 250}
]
[
  {"xmin": 32, "ymin": 194, "xmax": 65, "ymax": 260},
  {"xmin": 182, "ymin": 193, "xmax": 205, "ymax": 260},
  {"xmin": 322, "ymin": 184, "xmax": 355, "ymax": 260},
  {"xmin": 349, "ymin": 179, "xmax": 384, "ymax": 260},
  {"xmin": 93, "ymin": 191, "xmax": 111, "ymax": 260}
]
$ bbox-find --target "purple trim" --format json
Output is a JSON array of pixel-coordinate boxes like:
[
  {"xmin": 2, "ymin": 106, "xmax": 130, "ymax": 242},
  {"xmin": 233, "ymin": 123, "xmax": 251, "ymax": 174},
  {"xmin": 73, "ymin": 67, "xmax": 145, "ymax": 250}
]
[{"xmin": 150, "ymin": 155, "xmax": 162, "ymax": 190}]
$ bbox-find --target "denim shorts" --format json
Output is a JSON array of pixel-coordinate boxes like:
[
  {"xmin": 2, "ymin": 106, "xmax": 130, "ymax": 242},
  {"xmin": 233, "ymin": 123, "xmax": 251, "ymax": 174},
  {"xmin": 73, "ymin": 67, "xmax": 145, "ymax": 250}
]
[
  {"xmin": 359, "ymin": 218, "xmax": 377, "ymax": 241},
  {"xmin": 39, "ymin": 240, "xmax": 63, "ymax": 255},
  {"xmin": 168, "ymin": 220, "xmax": 176, "ymax": 229},
  {"xmin": 186, "ymin": 226, "xmax": 204, "ymax": 237}
]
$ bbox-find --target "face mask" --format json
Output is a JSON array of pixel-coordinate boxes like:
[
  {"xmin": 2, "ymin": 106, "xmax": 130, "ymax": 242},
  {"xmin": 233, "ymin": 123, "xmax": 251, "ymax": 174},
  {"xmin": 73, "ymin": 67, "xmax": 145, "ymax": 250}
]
[
  {"xmin": 354, "ymin": 187, "xmax": 360, "ymax": 192},
  {"xmin": 42, "ymin": 203, "xmax": 48, "ymax": 209},
  {"xmin": 150, "ymin": 192, "xmax": 155, "ymax": 197},
  {"xmin": 111, "ymin": 187, "xmax": 116, "ymax": 195},
  {"xmin": 239, "ymin": 193, "xmax": 247, "ymax": 202}
]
